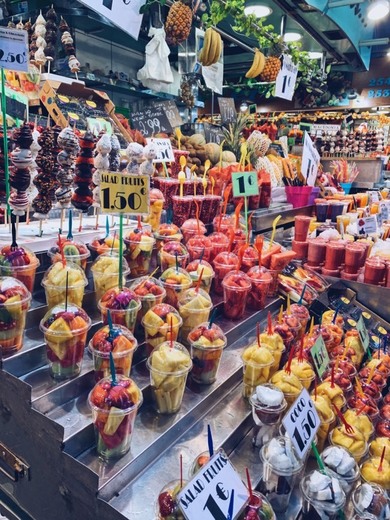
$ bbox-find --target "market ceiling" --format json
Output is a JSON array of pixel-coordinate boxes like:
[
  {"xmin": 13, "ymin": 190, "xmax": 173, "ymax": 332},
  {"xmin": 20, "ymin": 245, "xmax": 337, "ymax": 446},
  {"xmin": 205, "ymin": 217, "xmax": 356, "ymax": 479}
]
[{"xmin": 25, "ymin": 0, "xmax": 390, "ymax": 74}]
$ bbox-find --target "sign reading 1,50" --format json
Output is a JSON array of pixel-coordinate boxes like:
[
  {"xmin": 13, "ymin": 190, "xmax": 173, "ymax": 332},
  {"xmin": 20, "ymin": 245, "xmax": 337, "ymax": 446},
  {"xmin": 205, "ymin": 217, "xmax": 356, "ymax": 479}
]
[
  {"xmin": 101, "ymin": 187, "xmax": 146, "ymax": 212},
  {"xmin": 290, "ymin": 397, "xmax": 318, "ymax": 453},
  {"xmin": 0, "ymin": 49, "xmax": 27, "ymax": 65}
]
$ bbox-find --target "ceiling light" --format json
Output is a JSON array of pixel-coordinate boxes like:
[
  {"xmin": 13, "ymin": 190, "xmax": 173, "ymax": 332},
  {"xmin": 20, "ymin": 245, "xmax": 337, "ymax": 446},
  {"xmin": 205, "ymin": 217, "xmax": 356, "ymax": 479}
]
[
  {"xmin": 240, "ymin": 102, "xmax": 249, "ymax": 112},
  {"xmin": 243, "ymin": 4, "xmax": 272, "ymax": 17},
  {"xmin": 283, "ymin": 32, "xmax": 302, "ymax": 42},
  {"xmin": 367, "ymin": 0, "xmax": 390, "ymax": 20},
  {"xmin": 387, "ymin": 50, "xmax": 390, "ymax": 56},
  {"xmin": 308, "ymin": 51, "xmax": 323, "ymax": 59}
]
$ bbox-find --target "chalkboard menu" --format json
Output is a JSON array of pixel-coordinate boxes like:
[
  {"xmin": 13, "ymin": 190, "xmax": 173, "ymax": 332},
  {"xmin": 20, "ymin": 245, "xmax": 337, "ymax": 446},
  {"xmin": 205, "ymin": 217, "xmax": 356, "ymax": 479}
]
[
  {"xmin": 152, "ymin": 100, "xmax": 182, "ymax": 128},
  {"xmin": 130, "ymin": 106, "xmax": 173, "ymax": 137},
  {"xmin": 218, "ymin": 97, "xmax": 237, "ymax": 126},
  {"xmin": 203, "ymin": 122, "xmax": 225, "ymax": 145}
]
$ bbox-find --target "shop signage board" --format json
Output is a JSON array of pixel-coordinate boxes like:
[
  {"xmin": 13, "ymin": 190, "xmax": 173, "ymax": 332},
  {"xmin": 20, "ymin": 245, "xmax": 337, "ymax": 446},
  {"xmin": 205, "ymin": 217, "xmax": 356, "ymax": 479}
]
[
  {"xmin": 282, "ymin": 388, "xmax": 320, "ymax": 459},
  {"xmin": 0, "ymin": 27, "xmax": 28, "ymax": 72},
  {"xmin": 275, "ymin": 54, "xmax": 298, "ymax": 101},
  {"xmin": 312, "ymin": 124, "xmax": 341, "ymax": 133},
  {"xmin": 152, "ymin": 100, "xmax": 182, "ymax": 128},
  {"xmin": 310, "ymin": 335, "xmax": 330, "ymax": 378},
  {"xmin": 177, "ymin": 449, "xmax": 249, "ymax": 519},
  {"xmin": 203, "ymin": 123, "xmax": 225, "ymax": 145},
  {"xmin": 301, "ymin": 132, "xmax": 320, "ymax": 186},
  {"xmin": 100, "ymin": 171, "xmax": 150, "ymax": 215},
  {"xmin": 130, "ymin": 106, "xmax": 173, "ymax": 137},
  {"xmin": 218, "ymin": 97, "xmax": 237, "ymax": 126},
  {"xmin": 231, "ymin": 171, "xmax": 259, "ymax": 197},
  {"xmin": 78, "ymin": 0, "xmax": 146, "ymax": 40},
  {"xmin": 146, "ymin": 137, "xmax": 174, "ymax": 162}
]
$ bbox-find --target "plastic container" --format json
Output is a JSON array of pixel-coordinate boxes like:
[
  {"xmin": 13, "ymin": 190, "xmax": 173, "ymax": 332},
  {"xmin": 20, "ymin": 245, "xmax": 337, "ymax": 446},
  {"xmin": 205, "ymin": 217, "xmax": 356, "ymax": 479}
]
[
  {"xmin": 42, "ymin": 261, "xmax": 88, "ymax": 309},
  {"xmin": 285, "ymin": 186, "xmax": 313, "ymax": 208},
  {"xmin": 0, "ymin": 277, "xmax": 31, "ymax": 356}
]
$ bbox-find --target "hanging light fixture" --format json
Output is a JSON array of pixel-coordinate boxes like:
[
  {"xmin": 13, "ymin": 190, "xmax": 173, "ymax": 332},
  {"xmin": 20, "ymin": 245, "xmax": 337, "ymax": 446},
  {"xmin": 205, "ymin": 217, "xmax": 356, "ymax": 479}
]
[
  {"xmin": 367, "ymin": 0, "xmax": 389, "ymax": 20},
  {"xmin": 243, "ymin": 3, "xmax": 273, "ymax": 17},
  {"xmin": 283, "ymin": 32, "xmax": 302, "ymax": 42}
]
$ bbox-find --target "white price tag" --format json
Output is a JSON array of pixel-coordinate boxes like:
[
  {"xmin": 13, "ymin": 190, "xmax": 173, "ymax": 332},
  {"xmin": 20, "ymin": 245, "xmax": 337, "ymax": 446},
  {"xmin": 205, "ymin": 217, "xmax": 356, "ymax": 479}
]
[
  {"xmin": 0, "ymin": 27, "xmax": 28, "ymax": 72},
  {"xmin": 301, "ymin": 132, "xmax": 320, "ymax": 186},
  {"xmin": 282, "ymin": 389, "xmax": 320, "ymax": 459},
  {"xmin": 146, "ymin": 137, "xmax": 174, "ymax": 163},
  {"xmin": 177, "ymin": 450, "xmax": 249, "ymax": 520},
  {"xmin": 380, "ymin": 202, "xmax": 389, "ymax": 220},
  {"xmin": 369, "ymin": 191, "xmax": 379, "ymax": 203},
  {"xmin": 275, "ymin": 54, "xmax": 298, "ymax": 101},
  {"xmin": 357, "ymin": 215, "xmax": 377, "ymax": 235}
]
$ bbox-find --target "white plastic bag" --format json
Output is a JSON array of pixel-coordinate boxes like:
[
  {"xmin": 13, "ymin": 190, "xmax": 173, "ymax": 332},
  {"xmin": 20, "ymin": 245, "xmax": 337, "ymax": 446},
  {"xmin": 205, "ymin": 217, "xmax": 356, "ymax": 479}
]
[{"xmin": 137, "ymin": 27, "xmax": 173, "ymax": 85}]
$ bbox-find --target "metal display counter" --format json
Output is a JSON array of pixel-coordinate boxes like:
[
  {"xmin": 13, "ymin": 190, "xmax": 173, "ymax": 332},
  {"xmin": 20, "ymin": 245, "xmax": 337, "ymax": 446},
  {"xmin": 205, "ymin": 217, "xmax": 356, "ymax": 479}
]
[{"xmin": 0, "ymin": 229, "xmax": 389, "ymax": 520}]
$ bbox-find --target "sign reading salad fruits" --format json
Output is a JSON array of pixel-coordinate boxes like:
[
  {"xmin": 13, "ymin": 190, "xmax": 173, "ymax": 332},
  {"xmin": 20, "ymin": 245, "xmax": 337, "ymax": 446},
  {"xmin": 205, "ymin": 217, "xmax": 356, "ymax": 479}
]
[
  {"xmin": 177, "ymin": 449, "xmax": 249, "ymax": 519},
  {"xmin": 100, "ymin": 171, "xmax": 150, "ymax": 215}
]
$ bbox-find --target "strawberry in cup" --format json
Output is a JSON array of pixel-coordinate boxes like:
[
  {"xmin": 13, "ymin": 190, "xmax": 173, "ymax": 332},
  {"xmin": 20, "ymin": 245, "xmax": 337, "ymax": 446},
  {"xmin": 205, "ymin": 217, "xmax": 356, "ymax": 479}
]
[{"xmin": 222, "ymin": 270, "xmax": 251, "ymax": 320}]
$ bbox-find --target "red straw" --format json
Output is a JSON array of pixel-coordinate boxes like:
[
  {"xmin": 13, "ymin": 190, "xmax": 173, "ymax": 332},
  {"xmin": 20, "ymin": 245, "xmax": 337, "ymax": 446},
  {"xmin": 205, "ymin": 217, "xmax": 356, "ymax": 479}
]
[
  {"xmin": 285, "ymin": 346, "xmax": 295, "ymax": 375},
  {"xmin": 298, "ymin": 337, "xmax": 304, "ymax": 362},
  {"xmin": 58, "ymin": 233, "xmax": 66, "ymax": 267},
  {"xmin": 228, "ymin": 228, "xmax": 235, "ymax": 253},
  {"xmin": 237, "ymin": 244, "xmax": 246, "ymax": 271},
  {"xmin": 378, "ymin": 446, "xmax": 386, "ymax": 472},
  {"xmin": 137, "ymin": 215, "xmax": 142, "ymax": 229},
  {"xmin": 180, "ymin": 453, "xmax": 183, "ymax": 487},
  {"xmin": 234, "ymin": 202, "xmax": 243, "ymax": 230},
  {"xmin": 331, "ymin": 364, "xmax": 335, "ymax": 388},
  {"xmin": 195, "ymin": 268, "xmax": 204, "ymax": 293},
  {"xmin": 255, "ymin": 235, "xmax": 264, "ymax": 267},
  {"xmin": 194, "ymin": 199, "xmax": 200, "ymax": 235},
  {"xmin": 267, "ymin": 311, "xmax": 273, "ymax": 335},
  {"xmin": 170, "ymin": 316, "xmax": 173, "ymax": 348},
  {"xmin": 245, "ymin": 468, "xmax": 253, "ymax": 500},
  {"xmin": 356, "ymin": 404, "xmax": 366, "ymax": 416},
  {"xmin": 257, "ymin": 322, "xmax": 261, "ymax": 348}
]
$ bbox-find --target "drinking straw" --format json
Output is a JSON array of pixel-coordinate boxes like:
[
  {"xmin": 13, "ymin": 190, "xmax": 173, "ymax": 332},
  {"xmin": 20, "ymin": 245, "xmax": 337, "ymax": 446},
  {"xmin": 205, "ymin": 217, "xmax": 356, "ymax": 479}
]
[
  {"xmin": 109, "ymin": 351, "xmax": 117, "ymax": 386},
  {"xmin": 332, "ymin": 306, "xmax": 340, "ymax": 324},
  {"xmin": 267, "ymin": 311, "xmax": 273, "ymax": 335},
  {"xmin": 257, "ymin": 322, "xmax": 261, "ymax": 348},
  {"xmin": 162, "ymin": 162, "xmax": 169, "ymax": 178},
  {"xmin": 255, "ymin": 235, "xmax": 263, "ymax": 267},
  {"xmin": 227, "ymin": 489, "xmax": 234, "ymax": 520},
  {"xmin": 110, "ymin": 231, "xmax": 117, "ymax": 256},
  {"xmin": 105, "ymin": 214, "xmax": 110, "ymax": 238},
  {"xmin": 268, "ymin": 215, "xmax": 282, "ymax": 251},
  {"xmin": 298, "ymin": 283, "xmax": 307, "ymax": 305},
  {"xmin": 208, "ymin": 308, "xmax": 217, "ymax": 329},
  {"xmin": 67, "ymin": 209, "xmax": 73, "ymax": 240},
  {"xmin": 118, "ymin": 215, "xmax": 123, "ymax": 290},
  {"xmin": 180, "ymin": 453, "xmax": 183, "ymax": 487},
  {"xmin": 11, "ymin": 216, "xmax": 18, "ymax": 248},
  {"xmin": 207, "ymin": 424, "xmax": 214, "ymax": 457},
  {"xmin": 355, "ymin": 377, "xmax": 364, "ymax": 397},
  {"xmin": 278, "ymin": 306, "xmax": 283, "ymax": 324},
  {"xmin": 199, "ymin": 248, "xmax": 205, "ymax": 264},
  {"xmin": 309, "ymin": 317, "xmax": 314, "ymax": 335},
  {"xmin": 366, "ymin": 364, "xmax": 376, "ymax": 385},
  {"xmin": 311, "ymin": 441, "xmax": 326, "ymax": 473},
  {"xmin": 298, "ymin": 337, "xmax": 304, "ymax": 362},
  {"xmin": 285, "ymin": 347, "xmax": 294, "ymax": 375},
  {"xmin": 331, "ymin": 364, "xmax": 335, "ymax": 388},
  {"xmin": 378, "ymin": 446, "xmax": 386, "ymax": 472},
  {"xmin": 65, "ymin": 272, "xmax": 69, "ymax": 312},
  {"xmin": 58, "ymin": 232, "xmax": 66, "ymax": 267},
  {"xmin": 137, "ymin": 267, "xmax": 159, "ymax": 291},
  {"xmin": 195, "ymin": 199, "xmax": 200, "ymax": 235},
  {"xmin": 175, "ymin": 252, "xmax": 179, "ymax": 272},
  {"xmin": 245, "ymin": 468, "xmax": 253, "ymax": 500},
  {"xmin": 195, "ymin": 268, "xmax": 204, "ymax": 293},
  {"xmin": 170, "ymin": 316, "xmax": 173, "ymax": 348},
  {"xmin": 287, "ymin": 294, "xmax": 291, "ymax": 314}
]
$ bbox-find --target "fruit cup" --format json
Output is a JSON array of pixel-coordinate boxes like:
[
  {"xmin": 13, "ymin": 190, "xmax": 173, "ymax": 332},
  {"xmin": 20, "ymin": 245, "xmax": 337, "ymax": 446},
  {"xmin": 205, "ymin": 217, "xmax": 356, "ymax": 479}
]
[
  {"xmin": 186, "ymin": 235, "xmax": 213, "ymax": 263},
  {"xmin": 329, "ymin": 425, "xmax": 368, "ymax": 462},
  {"xmin": 154, "ymin": 223, "xmax": 183, "ymax": 252},
  {"xmin": 89, "ymin": 233, "xmax": 122, "ymax": 259},
  {"xmin": 200, "ymin": 195, "xmax": 222, "ymax": 224},
  {"xmin": 239, "ymin": 491, "xmax": 276, "ymax": 520},
  {"xmin": 267, "ymin": 269, "xmax": 281, "ymax": 297},
  {"xmin": 242, "ymin": 345, "xmax": 274, "ymax": 398},
  {"xmin": 178, "ymin": 288, "xmax": 212, "ymax": 346},
  {"xmin": 186, "ymin": 259, "xmax": 214, "ymax": 293},
  {"xmin": 48, "ymin": 239, "xmax": 90, "ymax": 271},
  {"xmin": 88, "ymin": 375, "xmax": 142, "ymax": 460},
  {"xmin": 351, "ymin": 483, "xmax": 390, "ymax": 519},
  {"xmin": 147, "ymin": 341, "xmax": 192, "ymax": 414},
  {"xmin": 0, "ymin": 245, "xmax": 40, "ymax": 293},
  {"xmin": 181, "ymin": 218, "xmax": 206, "ymax": 244},
  {"xmin": 142, "ymin": 303, "xmax": 182, "ymax": 356},
  {"xmin": 88, "ymin": 324, "xmax": 138, "ymax": 382},
  {"xmin": 212, "ymin": 251, "xmax": 239, "ymax": 295},
  {"xmin": 153, "ymin": 177, "xmax": 179, "ymax": 209},
  {"xmin": 156, "ymin": 479, "xmax": 188, "ymax": 519},
  {"xmin": 159, "ymin": 241, "xmax": 189, "ymax": 271},
  {"xmin": 188, "ymin": 322, "xmax": 227, "ymax": 384},
  {"xmin": 222, "ymin": 270, "xmax": 251, "ymax": 320},
  {"xmin": 172, "ymin": 195, "xmax": 192, "ymax": 227},
  {"xmin": 124, "ymin": 229, "xmax": 155, "ymax": 277},
  {"xmin": 247, "ymin": 266, "xmax": 272, "ymax": 310},
  {"xmin": 160, "ymin": 267, "xmax": 192, "ymax": 309},
  {"xmin": 207, "ymin": 232, "xmax": 229, "ymax": 262},
  {"xmin": 212, "ymin": 214, "xmax": 235, "ymax": 234},
  {"xmin": 311, "ymin": 395, "xmax": 336, "ymax": 453},
  {"xmin": 40, "ymin": 303, "xmax": 91, "ymax": 379},
  {"xmin": 42, "ymin": 261, "xmax": 88, "ymax": 309},
  {"xmin": 98, "ymin": 287, "xmax": 141, "ymax": 333},
  {"xmin": 91, "ymin": 252, "xmax": 130, "ymax": 304},
  {"xmin": 129, "ymin": 276, "xmax": 166, "ymax": 323},
  {"xmin": 270, "ymin": 370, "xmax": 303, "ymax": 408},
  {"xmin": 145, "ymin": 188, "xmax": 165, "ymax": 232},
  {"xmin": 0, "ymin": 277, "xmax": 31, "ymax": 356}
]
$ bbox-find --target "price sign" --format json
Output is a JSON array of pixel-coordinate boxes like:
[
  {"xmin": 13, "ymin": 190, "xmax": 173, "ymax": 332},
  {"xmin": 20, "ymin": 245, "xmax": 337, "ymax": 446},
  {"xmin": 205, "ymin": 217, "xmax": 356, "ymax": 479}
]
[
  {"xmin": 218, "ymin": 97, "xmax": 237, "ymax": 126},
  {"xmin": 301, "ymin": 132, "xmax": 320, "ymax": 187},
  {"xmin": 152, "ymin": 100, "xmax": 182, "ymax": 128},
  {"xmin": 203, "ymin": 123, "xmax": 225, "ymax": 145},
  {"xmin": 0, "ymin": 27, "xmax": 28, "ymax": 72},
  {"xmin": 310, "ymin": 335, "xmax": 330, "ymax": 378},
  {"xmin": 130, "ymin": 106, "xmax": 172, "ymax": 138},
  {"xmin": 146, "ymin": 137, "xmax": 174, "ymax": 162},
  {"xmin": 100, "ymin": 171, "xmax": 149, "ymax": 215},
  {"xmin": 282, "ymin": 388, "xmax": 320, "ymax": 459},
  {"xmin": 275, "ymin": 54, "xmax": 298, "ymax": 101},
  {"xmin": 177, "ymin": 450, "xmax": 249, "ymax": 520},
  {"xmin": 369, "ymin": 191, "xmax": 379, "ymax": 203},
  {"xmin": 231, "ymin": 171, "xmax": 259, "ymax": 197},
  {"xmin": 380, "ymin": 202, "xmax": 389, "ymax": 220},
  {"xmin": 357, "ymin": 215, "xmax": 377, "ymax": 235},
  {"xmin": 357, "ymin": 315, "xmax": 370, "ymax": 352}
]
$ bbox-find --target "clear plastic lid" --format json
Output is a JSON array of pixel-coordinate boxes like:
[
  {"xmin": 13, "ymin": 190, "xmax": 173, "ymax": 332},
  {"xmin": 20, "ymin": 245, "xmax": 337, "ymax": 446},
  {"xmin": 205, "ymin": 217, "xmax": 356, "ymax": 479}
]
[
  {"xmin": 222, "ymin": 270, "xmax": 251, "ymax": 289},
  {"xmin": 0, "ymin": 245, "xmax": 39, "ymax": 270},
  {"xmin": 0, "ymin": 276, "xmax": 31, "ymax": 304},
  {"xmin": 147, "ymin": 341, "xmax": 192, "ymax": 376},
  {"xmin": 89, "ymin": 324, "xmax": 137, "ymax": 355},
  {"xmin": 187, "ymin": 321, "xmax": 226, "ymax": 348},
  {"xmin": 40, "ymin": 303, "xmax": 91, "ymax": 335},
  {"xmin": 98, "ymin": 287, "xmax": 140, "ymax": 310},
  {"xmin": 178, "ymin": 287, "xmax": 212, "ymax": 309},
  {"xmin": 129, "ymin": 276, "xmax": 165, "ymax": 299},
  {"xmin": 48, "ymin": 240, "xmax": 90, "ymax": 260},
  {"xmin": 42, "ymin": 261, "xmax": 88, "ymax": 288},
  {"xmin": 181, "ymin": 218, "xmax": 207, "ymax": 234},
  {"xmin": 160, "ymin": 266, "xmax": 192, "ymax": 285},
  {"xmin": 90, "ymin": 252, "xmax": 130, "ymax": 276},
  {"xmin": 88, "ymin": 374, "xmax": 143, "ymax": 412}
]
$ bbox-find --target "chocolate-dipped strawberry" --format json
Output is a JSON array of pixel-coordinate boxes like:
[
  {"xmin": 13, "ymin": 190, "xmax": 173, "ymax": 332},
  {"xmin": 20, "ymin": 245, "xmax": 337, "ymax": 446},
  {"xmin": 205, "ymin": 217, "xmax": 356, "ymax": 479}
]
[
  {"xmin": 71, "ymin": 131, "xmax": 95, "ymax": 212},
  {"xmin": 9, "ymin": 124, "xmax": 33, "ymax": 216},
  {"xmin": 59, "ymin": 16, "xmax": 80, "ymax": 75},
  {"xmin": 44, "ymin": 6, "xmax": 58, "ymax": 61}
]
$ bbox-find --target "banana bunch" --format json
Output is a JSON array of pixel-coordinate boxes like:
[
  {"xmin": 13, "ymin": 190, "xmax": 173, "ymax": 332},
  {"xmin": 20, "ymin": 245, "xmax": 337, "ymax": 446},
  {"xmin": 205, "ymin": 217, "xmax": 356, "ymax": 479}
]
[
  {"xmin": 245, "ymin": 49, "xmax": 266, "ymax": 79},
  {"xmin": 199, "ymin": 28, "xmax": 222, "ymax": 67}
]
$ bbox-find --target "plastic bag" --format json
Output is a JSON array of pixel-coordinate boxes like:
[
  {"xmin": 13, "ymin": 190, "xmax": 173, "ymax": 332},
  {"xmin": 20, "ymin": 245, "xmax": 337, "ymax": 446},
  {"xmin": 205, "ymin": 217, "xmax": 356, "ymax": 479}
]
[{"xmin": 137, "ymin": 27, "xmax": 173, "ymax": 86}]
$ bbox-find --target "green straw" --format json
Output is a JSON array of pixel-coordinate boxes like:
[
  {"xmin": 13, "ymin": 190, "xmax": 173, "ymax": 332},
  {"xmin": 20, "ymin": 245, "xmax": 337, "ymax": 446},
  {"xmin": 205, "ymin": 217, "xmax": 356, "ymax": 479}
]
[
  {"xmin": 67, "ymin": 209, "xmax": 73, "ymax": 240},
  {"xmin": 118, "ymin": 214, "xmax": 123, "ymax": 290},
  {"xmin": 105, "ymin": 215, "xmax": 110, "ymax": 238}
]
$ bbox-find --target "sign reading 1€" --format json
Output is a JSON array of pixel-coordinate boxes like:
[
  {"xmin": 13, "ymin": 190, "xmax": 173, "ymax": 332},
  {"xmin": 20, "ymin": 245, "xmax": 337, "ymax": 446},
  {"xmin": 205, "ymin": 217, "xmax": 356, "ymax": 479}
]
[
  {"xmin": 100, "ymin": 171, "xmax": 150, "ymax": 215},
  {"xmin": 231, "ymin": 171, "xmax": 259, "ymax": 197}
]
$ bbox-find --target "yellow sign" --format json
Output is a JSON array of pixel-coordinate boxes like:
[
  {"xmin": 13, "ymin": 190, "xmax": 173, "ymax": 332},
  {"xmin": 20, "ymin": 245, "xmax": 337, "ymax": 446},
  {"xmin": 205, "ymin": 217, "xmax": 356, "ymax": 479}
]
[{"xmin": 100, "ymin": 171, "xmax": 150, "ymax": 215}]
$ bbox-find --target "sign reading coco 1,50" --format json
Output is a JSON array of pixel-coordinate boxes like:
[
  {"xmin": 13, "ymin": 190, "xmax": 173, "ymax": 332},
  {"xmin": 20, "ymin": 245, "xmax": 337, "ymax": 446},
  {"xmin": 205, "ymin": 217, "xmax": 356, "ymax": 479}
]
[{"xmin": 100, "ymin": 171, "xmax": 150, "ymax": 215}]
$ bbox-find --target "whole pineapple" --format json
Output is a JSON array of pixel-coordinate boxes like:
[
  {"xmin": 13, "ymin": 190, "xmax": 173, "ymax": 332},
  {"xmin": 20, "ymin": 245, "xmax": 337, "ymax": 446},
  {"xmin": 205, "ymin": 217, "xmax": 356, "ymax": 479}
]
[
  {"xmin": 165, "ymin": 0, "xmax": 193, "ymax": 45},
  {"xmin": 259, "ymin": 40, "xmax": 283, "ymax": 82}
]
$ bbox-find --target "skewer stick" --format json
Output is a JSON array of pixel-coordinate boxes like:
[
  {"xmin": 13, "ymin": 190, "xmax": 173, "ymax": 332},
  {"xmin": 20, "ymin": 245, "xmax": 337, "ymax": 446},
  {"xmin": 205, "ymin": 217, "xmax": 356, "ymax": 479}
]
[
  {"xmin": 78, "ymin": 212, "xmax": 83, "ymax": 233},
  {"xmin": 60, "ymin": 208, "xmax": 64, "ymax": 234},
  {"xmin": 26, "ymin": 207, "xmax": 30, "ymax": 225},
  {"xmin": 95, "ymin": 207, "xmax": 99, "ymax": 230},
  {"xmin": 16, "ymin": 215, "xmax": 19, "ymax": 238},
  {"xmin": 38, "ymin": 219, "xmax": 43, "ymax": 237}
]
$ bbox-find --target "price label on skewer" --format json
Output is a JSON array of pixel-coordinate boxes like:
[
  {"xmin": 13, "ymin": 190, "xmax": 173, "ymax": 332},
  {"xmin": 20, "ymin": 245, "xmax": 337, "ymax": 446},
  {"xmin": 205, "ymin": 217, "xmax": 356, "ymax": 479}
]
[
  {"xmin": 282, "ymin": 389, "xmax": 320, "ymax": 459},
  {"xmin": 310, "ymin": 335, "xmax": 330, "ymax": 379}
]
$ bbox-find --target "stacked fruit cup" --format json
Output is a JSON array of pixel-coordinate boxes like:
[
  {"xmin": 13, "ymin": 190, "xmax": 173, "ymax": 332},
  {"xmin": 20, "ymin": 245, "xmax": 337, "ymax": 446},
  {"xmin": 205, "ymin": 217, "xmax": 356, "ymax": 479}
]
[
  {"xmin": 91, "ymin": 252, "xmax": 130, "ymax": 304},
  {"xmin": 42, "ymin": 261, "xmax": 88, "ymax": 309},
  {"xmin": 188, "ymin": 322, "xmax": 227, "ymax": 384},
  {"xmin": 142, "ymin": 303, "xmax": 182, "ymax": 356},
  {"xmin": 178, "ymin": 287, "xmax": 212, "ymax": 346},
  {"xmin": 98, "ymin": 287, "xmax": 141, "ymax": 334},
  {"xmin": 124, "ymin": 229, "xmax": 156, "ymax": 277},
  {"xmin": 160, "ymin": 266, "xmax": 192, "ymax": 309}
]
